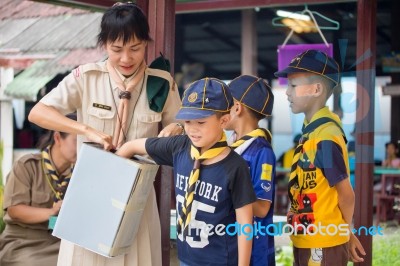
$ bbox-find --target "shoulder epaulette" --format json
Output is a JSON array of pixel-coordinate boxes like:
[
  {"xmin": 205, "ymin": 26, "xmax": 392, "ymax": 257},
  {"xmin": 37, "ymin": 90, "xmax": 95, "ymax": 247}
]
[
  {"xmin": 80, "ymin": 62, "xmax": 107, "ymax": 73},
  {"xmin": 18, "ymin": 153, "xmax": 41, "ymax": 163}
]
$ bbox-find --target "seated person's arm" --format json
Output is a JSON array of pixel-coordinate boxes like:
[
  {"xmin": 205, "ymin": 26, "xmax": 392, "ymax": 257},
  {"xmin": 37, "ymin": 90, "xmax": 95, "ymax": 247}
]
[
  {"xmin": 116, "ymin": 138, "xmax": 148, "ymax": 158},
  {"xmin": 7, "ymin": 201, "xmax": 61, "ymax": 224},
  {"xmin": 235, "ymin": 203, "xmax": 253, "ymax": 266},
  {"xmin": 253, "ymin": 200, "xmax": 271, "ymax": 218}
]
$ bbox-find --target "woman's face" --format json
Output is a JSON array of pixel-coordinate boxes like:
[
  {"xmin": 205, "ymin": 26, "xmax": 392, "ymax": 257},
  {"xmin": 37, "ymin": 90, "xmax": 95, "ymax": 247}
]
[
  {"xmin": 59, "ymin": 134, "xmax": 77, "ymax": 164},
  {"xmin": 105, "ymin": 36, "xmax": 147, "ymax": 77}
]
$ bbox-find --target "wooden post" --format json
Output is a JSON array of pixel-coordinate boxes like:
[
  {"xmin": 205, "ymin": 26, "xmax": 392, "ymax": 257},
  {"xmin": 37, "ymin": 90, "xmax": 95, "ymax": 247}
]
[
  {"xmin": 241, "ymin": 9, "xmax": 257, "ymax": 76},
  {"xmin": 138, "ymin": 0, "xmax": 176, "ymax": 265},
  {"xmin": 354, "ymin": 0, "xmax": 377, "ymax": 265}
]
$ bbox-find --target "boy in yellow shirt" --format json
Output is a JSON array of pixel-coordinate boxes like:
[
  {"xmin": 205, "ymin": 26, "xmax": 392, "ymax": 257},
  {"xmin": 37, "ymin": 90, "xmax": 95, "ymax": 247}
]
[{"xmin": 275, "ymin": 50, "xmax": 366, "ymax": 265}]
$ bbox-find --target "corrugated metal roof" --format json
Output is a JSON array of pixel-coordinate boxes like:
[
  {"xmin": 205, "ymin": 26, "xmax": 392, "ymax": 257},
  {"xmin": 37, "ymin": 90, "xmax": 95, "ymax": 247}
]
[
  {"xmin": 4, "ymin": 60, "xmax": 58, "ymax": 101},
  {"xmin": 4, "ymin": 47, "xmax": 106, "ymax": 101},
  {"xmin": 0, "ymin": 0, "xmax": 106, "ymax": 101},
  {"xmin": 0, "ymin": 0, "xmax": 87, "ymax": 20}
]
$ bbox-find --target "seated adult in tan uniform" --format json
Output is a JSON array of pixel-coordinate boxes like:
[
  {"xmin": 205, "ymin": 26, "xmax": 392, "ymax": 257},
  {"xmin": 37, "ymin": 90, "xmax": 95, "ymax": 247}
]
[
  {"xmin": 0, "ymin": 114, "xmax": 77, "ymax": 266},
  {"xmin": 28, "ymin": 3, "xmax": 182, "ymax": 266}
]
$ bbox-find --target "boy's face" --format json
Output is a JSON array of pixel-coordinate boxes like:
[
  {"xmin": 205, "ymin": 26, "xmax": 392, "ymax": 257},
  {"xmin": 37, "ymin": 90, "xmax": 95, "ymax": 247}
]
[
  {"xmin": 105, "ymin": 36, "xmax": 147, "ymax": 77},
  {"xmin": 184, "ymin": 114, "xmax": 230, "ymax": 151},
  {"xmin": 286, "ymin": 73, "xmax": 320, "ymax": 114}
]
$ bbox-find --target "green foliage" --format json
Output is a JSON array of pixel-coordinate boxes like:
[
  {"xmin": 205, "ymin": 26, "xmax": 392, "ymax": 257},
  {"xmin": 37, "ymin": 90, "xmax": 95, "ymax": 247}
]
[
  {"xmin": 372, "ymin": 227, "xmax": 400, "ymax": 265},
  {"xmin": 0, "ymin": 140, "xmax": 5, "ymax": 233},
  {"xmin": 275, "ymin": 228, "xmax": 400, "ymax": 266},
  {"xmin": 275, "ymin": 245, "xmax": 293, "ymax": 266}
]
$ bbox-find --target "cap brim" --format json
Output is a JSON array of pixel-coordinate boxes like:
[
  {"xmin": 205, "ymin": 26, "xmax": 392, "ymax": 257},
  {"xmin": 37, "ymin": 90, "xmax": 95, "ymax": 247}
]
[
  {"xmin": 274, "ymin": 66, "xmax": 311, "ymax": 78},
  {"xmin": 275, "ymin": 67, "xmax": 339, "ymax": 85},
  {"xmin": 175, "ymin": 108, "xmax": 215, "ymax": 120}
]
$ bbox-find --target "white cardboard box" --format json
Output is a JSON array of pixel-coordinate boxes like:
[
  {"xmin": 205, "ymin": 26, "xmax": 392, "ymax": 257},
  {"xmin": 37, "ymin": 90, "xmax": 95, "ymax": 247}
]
[{"xmin": 52, "ymin": 143, "xmax": 159, "ymax": 257}]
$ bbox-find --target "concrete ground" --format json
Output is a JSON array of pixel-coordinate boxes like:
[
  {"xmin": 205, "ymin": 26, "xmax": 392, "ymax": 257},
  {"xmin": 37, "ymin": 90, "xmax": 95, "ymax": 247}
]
[{"xmin": 169, "ymin": 233, "xmax": 291, "ymax": 265}]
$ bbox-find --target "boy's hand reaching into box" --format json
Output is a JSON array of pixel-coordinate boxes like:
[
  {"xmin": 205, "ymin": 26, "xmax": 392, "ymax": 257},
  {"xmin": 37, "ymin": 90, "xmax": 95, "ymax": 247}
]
[{"xmin": 115, "ymin": 138, "xmax": 148, "ymax": 158}]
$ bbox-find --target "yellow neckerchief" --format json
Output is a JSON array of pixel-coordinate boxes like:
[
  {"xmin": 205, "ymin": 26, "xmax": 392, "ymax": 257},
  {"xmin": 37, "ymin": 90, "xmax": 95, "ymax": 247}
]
[
  {"xmin": 230, "ymin": 128, "xmax": 272, "ymax": 148},
  {"xmin": 288, "ymin": 107, "xmax": 346, "ymax": 205},
  {"xmin": 177, "ymin": 132, "xmax": 228, "ymax": 238},
  {"xmin": 42, "ymin": 145, "xmax": 73, "ymax": 202}
]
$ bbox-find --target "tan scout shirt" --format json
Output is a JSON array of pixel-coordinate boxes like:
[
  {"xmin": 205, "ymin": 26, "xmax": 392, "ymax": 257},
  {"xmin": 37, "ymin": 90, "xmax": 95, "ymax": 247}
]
[
  {"xmin": 1, "ymin": 152, "xmax": 63, "ymax": 266},
  {"xmin": 3, "ymin": 153, "xmax": 70, "ymax": 230},
  {"xmin": 40, "ymin": 60, "xmax": 181, "ymax": 148}
]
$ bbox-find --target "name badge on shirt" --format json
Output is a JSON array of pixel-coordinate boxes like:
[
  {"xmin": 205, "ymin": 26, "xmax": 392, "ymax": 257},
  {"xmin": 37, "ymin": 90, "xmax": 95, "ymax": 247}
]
[{"xmin": 93, "ymin": 103, "xmax": 112, "ymax": 111}]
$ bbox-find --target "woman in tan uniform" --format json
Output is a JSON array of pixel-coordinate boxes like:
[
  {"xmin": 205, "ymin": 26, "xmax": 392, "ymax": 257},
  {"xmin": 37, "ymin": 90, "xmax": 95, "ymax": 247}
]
[
  {"xmin": 28, "ymin": 2, "xmax": 182, "ymax": 266},
  {"xmin": 0, "ymin": 114, "xmax": 77, "ymax": 266}
]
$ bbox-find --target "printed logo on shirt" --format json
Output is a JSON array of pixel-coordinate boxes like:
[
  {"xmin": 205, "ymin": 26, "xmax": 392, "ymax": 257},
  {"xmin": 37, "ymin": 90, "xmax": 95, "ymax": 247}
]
[
  {"xmin": 93, "ymin": 103, "xmax": 112, "ymax": 111},
  {"xmin": 261, "ymin": 182, "xmax": 271, "ymax": 192},
  {"xmin": 261, "ymin": 163, "xmax": 272, "ymax": 181}
]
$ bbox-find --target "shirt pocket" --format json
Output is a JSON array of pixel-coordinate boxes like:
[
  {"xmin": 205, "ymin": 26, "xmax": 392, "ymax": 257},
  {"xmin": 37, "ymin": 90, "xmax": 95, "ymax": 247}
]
[
  {"xmin": 135, "ymin": 112, "xmax": 162, "ymax": 138},
  {"xmin": 31, "ymin": 191, "xmax": 51, "ymax": 207},
  {"xmin": 87, "ymin": 106, "xmax": 115, "ymax": 134}
]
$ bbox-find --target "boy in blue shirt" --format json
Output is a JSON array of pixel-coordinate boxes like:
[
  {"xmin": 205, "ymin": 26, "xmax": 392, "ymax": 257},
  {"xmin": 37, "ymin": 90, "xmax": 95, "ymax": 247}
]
[
  {"xmin": 225, "ymin": 75, "xmax": 276, "ymax": 266},
  {"xmin": 117, "ymin": 77, "xmax": 256, "ymax": 266}
]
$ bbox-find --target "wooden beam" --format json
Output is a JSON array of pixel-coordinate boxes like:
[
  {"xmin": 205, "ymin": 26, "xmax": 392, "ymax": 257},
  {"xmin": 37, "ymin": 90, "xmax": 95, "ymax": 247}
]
[
  {"xmin": 176, "ymin": 0, "xmax": 353, "ymax": 13},
  {"xmin": 354, "ymin": 0, "xmax": 376, "ymax": 265},
  {"xmin": 0, "ymin": 59, "xmax": 33, "ymax": 69}
]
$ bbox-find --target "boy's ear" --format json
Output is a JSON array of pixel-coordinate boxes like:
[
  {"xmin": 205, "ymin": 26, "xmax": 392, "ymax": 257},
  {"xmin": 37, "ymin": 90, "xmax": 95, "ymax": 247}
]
[
  {"xmin": 233, "ymin": 101, "xmax": 243, "ymax": 115},
  {"xmin": 313, "ymin": 83, "xmax": 324, "ymax": 97},
  {"xmin": 220, "ymin": 113, "xmax": 231, "ymax": 127},
  {"xmin": 53, "ymin": 131, "xmax": 61, "ymax": 146}
]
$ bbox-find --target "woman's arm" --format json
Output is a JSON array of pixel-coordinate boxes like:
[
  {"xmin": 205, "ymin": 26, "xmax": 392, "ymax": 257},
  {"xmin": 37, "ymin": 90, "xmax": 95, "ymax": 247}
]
[
  {"xmin": 235, "ymin": 203, "xmax": 253, "ymax": 266},
  {"xmin": 29, "ymin": 103, "xmax": 114, "ymax": 150},
  {"xmin": 7, "ymin": 201, "xmax": 61, "ymax": 224}
]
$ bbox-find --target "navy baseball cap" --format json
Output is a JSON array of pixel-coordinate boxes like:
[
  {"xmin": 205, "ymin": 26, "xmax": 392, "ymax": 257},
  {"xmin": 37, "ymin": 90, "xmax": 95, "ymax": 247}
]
[
  {"xmin": 175, "ymin": 77, "xmax": 233, "ymax": 120},
  {"xmin": 228, "ymin": 75, "xmax": 274, "ymax": 117},
  {"xmin": 274, "ymin": 49, "xmax": 340, "ymax": 86}
]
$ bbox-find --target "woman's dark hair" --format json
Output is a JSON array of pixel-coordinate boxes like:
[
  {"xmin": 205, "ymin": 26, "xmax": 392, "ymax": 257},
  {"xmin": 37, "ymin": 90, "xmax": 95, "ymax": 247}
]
[
  {"xmin": 97, "ymin": 3, "xmax": 151, "ymax": 47},
  {"xmin": 36, "ymin": 113, "xmax": 77, "ymax": 150}
]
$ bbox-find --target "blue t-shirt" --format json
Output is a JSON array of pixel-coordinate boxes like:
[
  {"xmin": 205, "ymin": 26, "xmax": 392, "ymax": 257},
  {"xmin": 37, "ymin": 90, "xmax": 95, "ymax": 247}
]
[
  {"xmin": 234, "ymin": 137, "xmax": 276, "ymax": 266},
  {"xmin": 146, "ymin": 135, "xmax": 257, "ymax": 266}
]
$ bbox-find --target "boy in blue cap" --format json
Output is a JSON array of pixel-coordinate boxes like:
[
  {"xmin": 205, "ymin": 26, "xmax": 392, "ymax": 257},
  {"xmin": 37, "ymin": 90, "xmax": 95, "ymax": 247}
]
[
  {"xmin": 274, "ymin": 50, "xmax": 365, "ymax": 265},
  {"xmin": 117, "ymin": 77, "xmax": 256, "ymax": 266},
  {"xmin": 224, "ymin": 75, "xmax": 276, "ymax": 266}
]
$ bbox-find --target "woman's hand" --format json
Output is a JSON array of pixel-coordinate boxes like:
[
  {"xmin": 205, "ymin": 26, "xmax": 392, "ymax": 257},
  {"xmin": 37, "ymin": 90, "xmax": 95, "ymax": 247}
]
[
  {"xmin": 84, "ymin": 126, "xmax": 115, "ymax": 151},
  {"xmin": 158, "ymin": 123, "xmax": 184, "ymax": 137}
]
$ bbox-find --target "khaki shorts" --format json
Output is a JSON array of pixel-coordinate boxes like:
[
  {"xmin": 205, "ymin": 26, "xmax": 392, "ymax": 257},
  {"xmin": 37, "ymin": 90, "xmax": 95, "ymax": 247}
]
[{"xmin": 293, "ymin": 242, "xmax": 349, "ymax": 266}]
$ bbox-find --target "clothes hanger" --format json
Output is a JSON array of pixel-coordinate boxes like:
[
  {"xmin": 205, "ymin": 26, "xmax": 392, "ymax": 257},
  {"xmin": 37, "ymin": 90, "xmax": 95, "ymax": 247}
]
[{"xmin": 272, "ymin": 4, "xmax": 340, "ymax": 48}]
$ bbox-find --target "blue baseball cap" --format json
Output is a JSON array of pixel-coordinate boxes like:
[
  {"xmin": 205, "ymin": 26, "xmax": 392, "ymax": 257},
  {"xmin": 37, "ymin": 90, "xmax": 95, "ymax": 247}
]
[
  {"xmin": 274, "ymin": 49, "xmax": 340, "ymax": 86},
  {"xmin": 228, "ymin": 75, "xmax": 274, "ymax": 117},
  {"xmin": 175, "ymin": 77, "xmax": 233, "ymax": 120}
]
